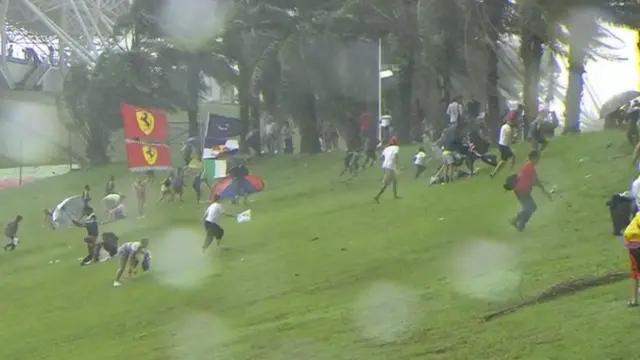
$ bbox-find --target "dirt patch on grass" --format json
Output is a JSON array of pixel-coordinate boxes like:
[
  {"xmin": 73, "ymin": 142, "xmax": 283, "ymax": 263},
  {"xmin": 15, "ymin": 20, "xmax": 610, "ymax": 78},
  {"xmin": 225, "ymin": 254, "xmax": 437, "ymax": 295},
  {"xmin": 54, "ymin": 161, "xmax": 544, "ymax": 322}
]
[{"xmin": 482, "ymin": 271, "xmax": 627, "ymax": 322}]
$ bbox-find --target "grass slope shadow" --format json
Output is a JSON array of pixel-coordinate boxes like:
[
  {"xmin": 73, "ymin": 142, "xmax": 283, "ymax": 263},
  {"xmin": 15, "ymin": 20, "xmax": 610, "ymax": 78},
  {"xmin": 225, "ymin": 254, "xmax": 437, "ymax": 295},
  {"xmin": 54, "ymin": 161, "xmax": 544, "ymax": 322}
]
[{"xmin": 482, "ymin": 271, "xmax": 627, "ymax": 322}]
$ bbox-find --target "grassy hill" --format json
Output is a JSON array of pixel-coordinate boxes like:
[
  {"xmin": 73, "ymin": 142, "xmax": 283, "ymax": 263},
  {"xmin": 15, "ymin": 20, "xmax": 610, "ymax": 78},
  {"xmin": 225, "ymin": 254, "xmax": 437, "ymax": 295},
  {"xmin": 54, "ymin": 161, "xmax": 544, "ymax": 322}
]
[{"xmin": 0, "ymin": 131, "xmax": 636, "ymax": 360}]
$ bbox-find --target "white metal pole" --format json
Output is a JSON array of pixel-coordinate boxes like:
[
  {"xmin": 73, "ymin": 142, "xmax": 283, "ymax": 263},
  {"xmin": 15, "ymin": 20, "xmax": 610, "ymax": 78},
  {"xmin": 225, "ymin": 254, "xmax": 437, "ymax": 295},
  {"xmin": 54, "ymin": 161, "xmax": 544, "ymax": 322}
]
[{"xmin": 377, "ymin": 37, "xmax": 382, "ymax": 143}]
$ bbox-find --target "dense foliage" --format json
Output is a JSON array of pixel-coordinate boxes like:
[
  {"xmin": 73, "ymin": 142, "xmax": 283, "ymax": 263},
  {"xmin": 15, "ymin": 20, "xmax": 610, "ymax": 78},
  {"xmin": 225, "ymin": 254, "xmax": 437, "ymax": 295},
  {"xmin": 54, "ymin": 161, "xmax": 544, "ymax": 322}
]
[{"xmin": 61, "ymin": 0, "xmax": 640, "ymax": 163}]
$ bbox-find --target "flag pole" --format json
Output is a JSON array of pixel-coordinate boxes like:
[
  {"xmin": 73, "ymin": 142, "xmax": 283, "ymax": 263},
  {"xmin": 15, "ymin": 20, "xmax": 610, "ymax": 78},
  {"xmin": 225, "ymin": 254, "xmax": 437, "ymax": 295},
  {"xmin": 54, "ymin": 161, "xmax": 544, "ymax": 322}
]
[
  {"xmin": 18, "ymin": 132, "xmax": 23, "ymax": 187},
  {"xmin": 377, "ymin": 37, "xmax": 383, "ymax": 143}
]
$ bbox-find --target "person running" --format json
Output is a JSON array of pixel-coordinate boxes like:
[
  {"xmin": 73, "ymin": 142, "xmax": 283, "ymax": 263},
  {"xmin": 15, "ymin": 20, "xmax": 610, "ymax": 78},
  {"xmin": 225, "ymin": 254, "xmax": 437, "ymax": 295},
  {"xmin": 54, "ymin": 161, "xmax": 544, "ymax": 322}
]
[
  {"xmin": 133, "ymin": 177, "xmax": 147, "ymax": 218},
  {"xmin": 171, "ymin": 168, "xmax": 185, "ymax": 202},
  {"xmin": 104, "ymin": 176, "xmax": 116, "ymax": 196},
  {"xmin": 374, "ymin": 136, "xmax": 400, "ymax": 203},
  {"xmin": 192, "ymin": 170, "xmax": 208, "ymax": 204},
  {"xmin": 362, "ymin": 137, "xmax": 377, "ymax": 168},
  {"xmin": 529, "ymin": 111, "xmax": 549, "ymax": 152},
  {"xmin": 490, "ymin": 117, "xmax": 516, "ymax": 178},
  {"xmin": 82, "ymin": 185, "xmax": 91, "ymax": 207},
  {"xmin": 229, "ymin": 162, "xmax": 250, "ymax": 204},
  {"xmin": 3, "ymin": 215, "xmax": 22, "ymax": 251},
  {"xmin": 202, "ymin": 194, "xmax": 238, "ymax": 252},
  {"xmin": 509, "ymin": 150, "xmax": 552, "ymax": 232},
  {"xmin": 340, "ymin": 149, "xmax": 361, "ymax": 177},
  {"xmin": 413, "ymin": 146, "xmax": 427, "ymax": 179},
  {"xmin": 72, "ymin": 207, "xmax": 100, "ymax": 266},
  {"xmin": 158, "ymin": 173, "xmax": 173, "ymax": 203},
  {"xmin": 113, "ymin": 239, "xmax": 150, "ymax": 287}
]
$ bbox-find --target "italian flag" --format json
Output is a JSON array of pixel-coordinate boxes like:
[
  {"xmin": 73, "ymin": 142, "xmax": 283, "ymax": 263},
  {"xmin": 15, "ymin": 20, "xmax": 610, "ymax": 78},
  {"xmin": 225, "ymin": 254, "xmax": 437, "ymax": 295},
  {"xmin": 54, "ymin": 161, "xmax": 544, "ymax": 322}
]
[{"xmin": 202, "ymin": 159, "xmax": 227, "ymax": 181}]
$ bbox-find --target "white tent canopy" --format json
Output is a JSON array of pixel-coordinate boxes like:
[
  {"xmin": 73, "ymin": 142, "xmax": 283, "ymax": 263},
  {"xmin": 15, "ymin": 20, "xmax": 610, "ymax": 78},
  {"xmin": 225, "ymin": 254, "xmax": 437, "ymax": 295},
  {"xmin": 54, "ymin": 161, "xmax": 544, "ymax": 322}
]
[{"xmin": 51, "ymin": 196, "xmax": 85, "ymax": 229}]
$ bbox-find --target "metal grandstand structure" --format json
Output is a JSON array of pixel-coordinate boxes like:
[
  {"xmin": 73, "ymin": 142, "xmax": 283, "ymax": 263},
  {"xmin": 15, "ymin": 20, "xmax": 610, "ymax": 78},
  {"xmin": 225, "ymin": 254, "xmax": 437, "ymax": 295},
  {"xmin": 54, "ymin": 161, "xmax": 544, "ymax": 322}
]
[{"xmin": 1, "ymin": 0, "xmax": 130, "ymax": 65}]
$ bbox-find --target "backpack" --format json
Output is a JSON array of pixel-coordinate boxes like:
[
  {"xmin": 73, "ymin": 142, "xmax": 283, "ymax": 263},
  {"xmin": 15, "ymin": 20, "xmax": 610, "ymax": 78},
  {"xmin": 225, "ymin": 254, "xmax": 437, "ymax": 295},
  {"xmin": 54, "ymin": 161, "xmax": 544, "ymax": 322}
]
[
  {"xmin": 503, "ymin": 174, "xmax": 519, "ymax": 191},
  {"xmin": 607, "ymin": 194, "xmax": 634, "ymax": 236}
]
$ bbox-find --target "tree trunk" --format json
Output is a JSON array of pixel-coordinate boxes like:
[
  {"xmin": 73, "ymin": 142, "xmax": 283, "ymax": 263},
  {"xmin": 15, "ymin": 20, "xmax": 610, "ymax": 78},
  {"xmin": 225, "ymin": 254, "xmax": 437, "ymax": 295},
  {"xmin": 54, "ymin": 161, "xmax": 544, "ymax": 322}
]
[
  {"xmin": 563, "ymin": 59, "xmax": 585, "ymax": 133},
  {"xmin": 237, "ymin": 62, "xmax": 251, "ymax": 152},
  {"xmin": 396, "ymin": 64, "xmax": 413, "ymax": 142},
  {"xmin": 394, "ymin": 0, "xmax": 420, "ymax": 142},
  {"xmin": 86, "ymin": 121, "xmax": 110, "ymax": 165},
  {"xmin": 186, "ymin": 61, "xmax": 201, "ymax": 138},
  {"xmin": 295, "ymin": 92, "xmax": 321, "ymax": 154},
  {"xmin": 485, "ymin": 0, "xmax": 506, "ymax": 137},
  {"xmin": 520, "ymin": 29, "xmax": 543, "ymax": 127}
]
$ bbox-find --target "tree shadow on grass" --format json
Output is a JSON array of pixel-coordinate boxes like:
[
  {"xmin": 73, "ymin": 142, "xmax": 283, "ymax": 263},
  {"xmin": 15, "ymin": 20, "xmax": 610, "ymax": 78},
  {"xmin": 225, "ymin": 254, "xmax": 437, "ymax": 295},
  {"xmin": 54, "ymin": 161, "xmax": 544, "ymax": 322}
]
[{"xmin": 482, "ymin": 271, "xmax": 627, "ymax": 322}]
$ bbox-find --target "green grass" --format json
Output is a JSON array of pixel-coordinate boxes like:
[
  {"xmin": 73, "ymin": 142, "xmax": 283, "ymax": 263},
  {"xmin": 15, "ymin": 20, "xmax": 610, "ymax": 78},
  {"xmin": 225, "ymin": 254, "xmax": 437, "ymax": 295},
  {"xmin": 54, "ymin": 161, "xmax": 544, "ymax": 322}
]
[{"xmin": 0, "ymin": 131, "xmax": 636, "ymax": 360}]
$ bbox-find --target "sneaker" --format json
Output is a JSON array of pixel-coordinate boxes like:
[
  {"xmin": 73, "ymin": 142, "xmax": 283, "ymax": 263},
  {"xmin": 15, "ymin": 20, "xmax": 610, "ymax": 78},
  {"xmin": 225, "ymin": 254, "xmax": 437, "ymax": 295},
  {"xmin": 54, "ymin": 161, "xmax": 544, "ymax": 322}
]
[{"xmin": 113, "ymin": 281, "xmax": 122, "ymax": 287}]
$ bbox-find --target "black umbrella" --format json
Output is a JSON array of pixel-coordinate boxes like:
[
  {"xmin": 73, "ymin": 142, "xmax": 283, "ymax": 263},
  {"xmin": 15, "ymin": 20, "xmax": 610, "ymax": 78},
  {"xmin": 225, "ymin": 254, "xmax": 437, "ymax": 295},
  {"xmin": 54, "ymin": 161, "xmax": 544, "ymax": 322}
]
[{"xmin": 599, "ymin": 90, "xmax": 640, "ymax": 118}]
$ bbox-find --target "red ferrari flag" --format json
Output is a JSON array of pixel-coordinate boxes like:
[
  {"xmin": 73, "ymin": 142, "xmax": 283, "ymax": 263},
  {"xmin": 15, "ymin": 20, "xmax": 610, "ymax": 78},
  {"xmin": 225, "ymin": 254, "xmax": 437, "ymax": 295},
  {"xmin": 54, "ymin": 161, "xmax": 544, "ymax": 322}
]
[
  {"xmin": 125, "ymin": 142, "xmax": 172, "ymax": 171},
  {"xmin": 121, "ymin": 103, "xmax": 168, "ymax": 140}
]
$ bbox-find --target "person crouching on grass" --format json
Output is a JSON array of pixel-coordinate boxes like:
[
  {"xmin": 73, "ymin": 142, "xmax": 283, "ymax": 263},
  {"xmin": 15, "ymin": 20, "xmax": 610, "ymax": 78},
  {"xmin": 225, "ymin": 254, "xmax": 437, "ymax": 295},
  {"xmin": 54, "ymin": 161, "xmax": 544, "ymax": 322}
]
[
  {"xmin": 509, "ymin": 150, "xmax": 552, "ymax": 232},
  {"xmin": 203, "ymin": 194, "xmax": 239, "ymax": 252},
  {"xmin": 72, "ymin": 207, "xmax": 100, "ymax": 266},
  {"xmin": 113, "ymin": 239, "xmax": 149, "ymax": 287}
]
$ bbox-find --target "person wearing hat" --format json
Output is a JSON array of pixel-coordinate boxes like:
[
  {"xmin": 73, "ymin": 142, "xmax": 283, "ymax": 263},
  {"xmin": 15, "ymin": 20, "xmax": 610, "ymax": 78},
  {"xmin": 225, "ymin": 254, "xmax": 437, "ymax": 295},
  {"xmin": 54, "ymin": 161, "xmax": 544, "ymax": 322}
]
[
  {"xmin": 374, "ymin": 136, "xmax": 400, "ymax": 203},
  {"xmin": 202, "ymin": 193, "xmax": 239, "ymax": 252}
]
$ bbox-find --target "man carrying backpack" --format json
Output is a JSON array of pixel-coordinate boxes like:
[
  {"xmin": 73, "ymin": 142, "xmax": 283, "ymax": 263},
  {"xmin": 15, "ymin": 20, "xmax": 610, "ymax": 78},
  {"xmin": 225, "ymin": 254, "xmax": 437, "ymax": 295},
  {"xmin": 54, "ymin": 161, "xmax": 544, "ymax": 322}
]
[{"xmin": 507, "ymin": 150, "xmax": 552, "ymax": 232}]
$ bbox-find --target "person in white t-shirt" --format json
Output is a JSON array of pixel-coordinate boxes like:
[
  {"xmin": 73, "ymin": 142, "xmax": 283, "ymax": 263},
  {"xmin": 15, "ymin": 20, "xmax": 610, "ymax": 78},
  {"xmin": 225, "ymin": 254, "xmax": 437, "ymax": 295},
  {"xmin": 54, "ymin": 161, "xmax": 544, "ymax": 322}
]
[
  {"xmin": 490, "ymin": 119, "xmax": 516, "ymax": 178},
  {"xmin": 380, "ymin": 112, "xmax": 392, "ymax": 144},
  {"xmin": 413, "ymin": 146, "xmax": 427, "ymax": 179},
  {"xmin": 374, "ymin": 137, "xmax": 400, "ymax": 203},
  {"xmin": 202, "ymin": 194, "xmax": 238, "ymax": 251},
  {"xmin": 446, "ymin": 96, "xmax": 464, "ymax": 125}
]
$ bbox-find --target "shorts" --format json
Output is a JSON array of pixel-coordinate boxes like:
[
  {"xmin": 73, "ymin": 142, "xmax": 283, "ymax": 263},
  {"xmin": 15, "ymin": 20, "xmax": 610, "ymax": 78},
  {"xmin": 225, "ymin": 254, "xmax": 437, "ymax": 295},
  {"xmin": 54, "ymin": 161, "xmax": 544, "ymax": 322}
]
[
  {"xmin": 443, "ymin": 151, "xmax": 454, "ymax": 165},
  {"xmin": 204, "ymin": 221, "xmax": 224, "ymax": 239},
  {"xmin": 630, "ymin": 247, "xmax": 640, "ymax": 279},
  {"xmin": 498, "ymin": 145, "xmax": 514, "ymax": 161},
  {"xmin": 6, "ymin": 236, "xmax": 16, "ymax": 245},
  {"xmin": 382, "ymin": 168, "xmax": 397, "ymax": 185},
  {"xmin": 173, "ymin": 186, "xmax": 183, "ymax": 195},
  {"xmin": 532, "ymin": 131, "xmax": 547, "ymax": 145},
  {"xmin": 84, "ymin": 236, "xmax": 97, "ymax": 245}
]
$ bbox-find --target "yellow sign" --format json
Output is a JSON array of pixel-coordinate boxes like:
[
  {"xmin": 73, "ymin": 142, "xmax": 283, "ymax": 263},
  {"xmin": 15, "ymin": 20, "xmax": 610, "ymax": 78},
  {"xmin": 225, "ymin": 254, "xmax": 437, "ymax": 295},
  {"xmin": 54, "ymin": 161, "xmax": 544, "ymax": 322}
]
[
  {"xmin": 142, "ymin": 146, "xmax": 158, "ymax": 165},
  {"xmin": 135, "ymin": 110, "xmax": 155, "ymax": 135}
]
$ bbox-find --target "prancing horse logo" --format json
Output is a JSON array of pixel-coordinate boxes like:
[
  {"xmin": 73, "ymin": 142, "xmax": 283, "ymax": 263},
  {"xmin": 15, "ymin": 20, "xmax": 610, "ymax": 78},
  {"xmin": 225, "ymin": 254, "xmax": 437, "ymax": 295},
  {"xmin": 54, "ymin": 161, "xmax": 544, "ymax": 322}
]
[
  {"xmin": 135, "ymin": 110, "xmax": 155, "ymax": 136},
  {"xmin": 142, "ymin": 146, "xmax": 158, "ymax": 165}
]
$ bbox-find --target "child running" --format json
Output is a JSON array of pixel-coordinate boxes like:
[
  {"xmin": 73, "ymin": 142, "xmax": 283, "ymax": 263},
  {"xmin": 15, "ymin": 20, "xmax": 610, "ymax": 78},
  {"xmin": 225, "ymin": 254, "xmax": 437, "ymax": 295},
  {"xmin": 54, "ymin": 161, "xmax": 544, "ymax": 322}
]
[
  {"xmin": 413, "ymin": 146, "xmax": 427, "ymax": 179},
  {"xmin": 3, "ymin": 215, "xmax": 22, "ymax": 251},
  {"xmin": 113, "ymin": 239, "xmax": 150, "ymax": 287},
  {"xmin": 623, "ymin": 212, "xmax": 640, "ymax": 306}
]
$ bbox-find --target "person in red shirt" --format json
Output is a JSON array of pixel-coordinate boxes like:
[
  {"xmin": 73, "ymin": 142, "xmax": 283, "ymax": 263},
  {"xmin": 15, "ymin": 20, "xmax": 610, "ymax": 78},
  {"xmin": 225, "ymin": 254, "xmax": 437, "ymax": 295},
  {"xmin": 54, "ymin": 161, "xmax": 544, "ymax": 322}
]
[{"xmin": 510, "ymin": 150, "xmax": 552, "ymax": 232}]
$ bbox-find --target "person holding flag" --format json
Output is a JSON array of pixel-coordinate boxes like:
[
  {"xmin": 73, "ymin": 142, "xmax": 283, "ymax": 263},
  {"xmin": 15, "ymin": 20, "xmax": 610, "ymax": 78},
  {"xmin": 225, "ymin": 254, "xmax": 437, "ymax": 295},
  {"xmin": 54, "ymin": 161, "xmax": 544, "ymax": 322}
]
[{"xmin": 202, "ymin": 194, "xmax": 240, "ymax": 252}]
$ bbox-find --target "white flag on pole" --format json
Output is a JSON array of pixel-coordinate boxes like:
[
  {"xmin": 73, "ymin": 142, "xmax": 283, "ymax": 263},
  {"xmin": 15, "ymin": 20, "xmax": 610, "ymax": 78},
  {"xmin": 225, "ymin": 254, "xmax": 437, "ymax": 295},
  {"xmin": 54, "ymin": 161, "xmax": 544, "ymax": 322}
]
[{"xmin": 237, "ymin": 210, "xmax": 251, "ymax": 223}]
